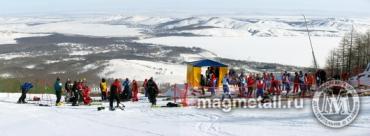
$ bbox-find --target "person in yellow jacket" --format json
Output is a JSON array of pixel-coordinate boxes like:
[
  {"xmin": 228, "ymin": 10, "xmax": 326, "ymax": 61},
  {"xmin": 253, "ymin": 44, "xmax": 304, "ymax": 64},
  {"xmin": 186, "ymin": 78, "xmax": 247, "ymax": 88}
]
[{"xmin": 100, "ymin": 78, "xmax": 108, "ymax": 101}]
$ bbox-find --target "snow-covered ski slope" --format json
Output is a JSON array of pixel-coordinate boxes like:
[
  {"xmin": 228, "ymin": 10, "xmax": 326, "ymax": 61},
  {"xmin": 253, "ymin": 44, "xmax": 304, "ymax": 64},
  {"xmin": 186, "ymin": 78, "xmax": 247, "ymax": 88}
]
[{"xmin": 0, "ymin": 93, "xmax": 369, "ymax": 136}]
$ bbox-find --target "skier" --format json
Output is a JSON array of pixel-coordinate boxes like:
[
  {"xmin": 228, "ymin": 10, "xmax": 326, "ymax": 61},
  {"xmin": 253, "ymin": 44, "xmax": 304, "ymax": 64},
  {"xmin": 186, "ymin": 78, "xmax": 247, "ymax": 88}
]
[
  {"xmin": 307, "ymin": 72, "xmax": 314, "ymax": 92},
  {"xmin": 269, "ymin": 74, "xmax": 280, "ymax": 95},
  {"xmin": 247, "ymin": 73, "xmax": 255, "ymax": 98},
  {"xmin": 256, "ymin": 77, "xmax": 264, "ymax": 99},
  {"xmin": 316, "ymin": 70, "xmax": 327, "ymax": 86},
  {"xmin": 293, "ymin": 72, "xmax": 300, "ymax": 95},
  {"xmin": 17, "ymin": 82, "xmax": 33, "ymax": 104},
  {"xmin": 100, "ymin": 78, "xmax": 108, "ymax": 101},
  {"xmin": 82, "ymin": 83, "xmax": 92, "ymax": 105},
  {"xmin": 238, "ymin": 72, "xmax": 246, "ymax": 97},
  {"xmin": 200, "ymin": 74, "xmax": 206, "ymax": 95},
  {"xmin": 147, "ymin": 77, "xmax": 159, "ymax": 106},
  {"xmin": 122, "ymin": 78, "xmax": 131, "ymax": 101},
  {"xmin": 76, "ymin": 80, "xmax": 84, "ymax": 103},
  {"xmin": 54, "ymin": 77, "xmax": 63, "ymax": 106},
  {"xmin": 221, "ymin": 74, "xmax": 232, "ymax": 102},
  {"xmin": 282, "ymin": 72, "xmax": 291, "ymax": 95},
  {"xmin": 109, "ymin": 79, "xmax": 123, "ymax": 110},
  {"xmin": 205, "ymin": 67, "xmax": 211, "ymax": 85},
  {"xmin": 64, "ymin": 79, "xmax": 73, "ymax": 103},
  {"xmin": 71, "ymin": 81, "xmax": 80, "ymax": 106},
  {"xmin": 263, "ymin": 72, "xmax": 271, "ymax": 90},
  {"xmin": 300, "ymin": 73, "xmax": 308, "ymax": 97},
  {"xmin": 131, "ymin": 80, "xmax": 139, "ymax": 102},
  {"xmin": 143, "ymin": 79, "xmax": 148, "ymax": 97},
  {"xmin": 209, "ymin": 74, "xmax": 217, "ymax": 96}
]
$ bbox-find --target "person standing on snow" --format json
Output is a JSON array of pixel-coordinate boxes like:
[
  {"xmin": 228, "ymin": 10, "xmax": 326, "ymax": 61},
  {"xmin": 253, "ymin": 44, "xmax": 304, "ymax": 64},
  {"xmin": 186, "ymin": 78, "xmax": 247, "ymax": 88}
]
[
  {"xmin": 300, "ymin": 73, "xmax": 308, "ymax": 97},
  {"xmin": 17, "ymin": 82, "xmax": 33, "ymax": 104},
  {"xmin": 76, "ymin": 80, "xmax": 84, "ymax": 103},
  {"xmin": 109, "ymin": 79, "xmax": 123, "ymax": 110},
  {"xmin": 263, "ymin": 72, "xmax": 270, "ymax": 90},
  {"xmin": 238, "ymin": 72, "xmax": 246, "ymax": 97},
  {"xmin": 306, "ymin": 72, "xmax": 314, "ymax": 92},
  {"xmin": 122, "ymin": 78, "xmax": 131, "ymax": 101},
  {"xmin": 256, "ymin": 77, "xmax": 265, "ymax": 99},
  {"xmin": 147, "ymin": 77, "xmax": 159, "ymax": 106},
  {"xmin": 64, "ymin": 79, "xmax": 73, "ymax": 103},
  {"xmin": 269, "ymin": 74, "xmax": 280, "ymax": 95},
  {"xmin": 100, "ymin": 78, "xmax": 108, "ymax": 101},
  {"xmin": 200, "ymin": 74, "xmax": 206, "ymax": 95},
  {"xmin": 293, "ymin": 72, "xmax": 300, "ymax": 95},
  {"xmin": 54, "ymin": 77, "xmax": 63, "ymax": 106},
  {"xmin": 209, "ymin": 74, "xmax": 217, "ymax": 96},
  {"xmin": 221, "ymin": 74, "xmax": 232, "ymax": 102},
  {"xmin": 131, "ymin": 80, "xmax": 139, "ymax": 102},
  {"xmin": 143, "ymin": 79, "xmax": 148, "ymax": 97},
  {"xmin": 247, "ymin": 73, "xmax": 255, "ymax": 98},
  {"xmin": 71, "ymin": 81, "xmax": 80, "ymax": 106},
  {"xmin": 82, "ymin": 82, "xmax": 92, "ymax": 105}
]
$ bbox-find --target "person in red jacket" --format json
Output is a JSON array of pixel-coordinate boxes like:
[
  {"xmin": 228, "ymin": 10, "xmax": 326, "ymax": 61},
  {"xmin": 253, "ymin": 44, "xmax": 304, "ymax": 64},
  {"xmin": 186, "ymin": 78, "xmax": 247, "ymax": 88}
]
[
  {"xmin": 82, "ymin": 85, "xmax": 92, "ymax": 105},
  {"xmin": 293, "ymin": 72, "xmax": 300, "ymax": 95},
  {"xmin": 247, "ymin": 73, "xmax": 255, "ymax": 98},
  {"xmin": 131, "ymin": 80, "xmax": 139, "ymax": 102},
  {"xmin": 269, "ymin": 74, "xmax": 280, "ymax": 95},
  {"xmin": 109, "ymin": 79, "xmax": 123, "ymax": 110}
]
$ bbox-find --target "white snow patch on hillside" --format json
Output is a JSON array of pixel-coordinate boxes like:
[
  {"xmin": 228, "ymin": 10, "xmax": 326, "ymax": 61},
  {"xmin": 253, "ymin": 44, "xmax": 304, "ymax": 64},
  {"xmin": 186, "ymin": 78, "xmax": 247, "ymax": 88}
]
[
  {"xmin": 99, "ymin": 59, "xmax": 186, "ymax": 84},
  {"xmin": 81, "ymin": 63, "xmax": 100, "ymax": 73},
  {"xmin": 137, "ymin": 36, "xmax": 342, "ymax": 67},
  {"xmin": 0, "ymin": 31, "xmax": 48, "ymax": 44},
  {"xmin": 24, "ymin": 65, "xmax": 36, "ymax": 69},
  {"xmin": 15, "ymin": 21, "xmax": 142, "ymax": 37},
  {"xmin": 69, "ymin": 50, "xmax": 93, "ymax": 56},
  {"xmin": 44, "ymin": 60, "xmax": 61, "ymax": 64},
  {"xmin": 180, "ymin": 51, "xmax": 217, "ymax": 62},
  {"xmin": 44, "ymin": 57, "xmax": 85, "ymax": 64},
  {"xmin": 182, "ymin": 28, "xmax": 251, "ymax": 37},
  {"xmin": 0, "ymin": 52, "xmax": 32, "ymax": 60},
  {"xmin": 0, "ymin": 73, "xmax": 13, "ymax": 78}
]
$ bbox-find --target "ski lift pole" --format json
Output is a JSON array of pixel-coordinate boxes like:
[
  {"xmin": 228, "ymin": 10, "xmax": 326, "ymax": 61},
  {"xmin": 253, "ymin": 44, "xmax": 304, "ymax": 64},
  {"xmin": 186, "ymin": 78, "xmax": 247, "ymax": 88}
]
[
  {"xmin": 303, "ymin": 15, "xmax": 319, "ymax": 70},
  {"xmin": 174, "ymin": 84, "xmax": 177, "ymax": 103}
]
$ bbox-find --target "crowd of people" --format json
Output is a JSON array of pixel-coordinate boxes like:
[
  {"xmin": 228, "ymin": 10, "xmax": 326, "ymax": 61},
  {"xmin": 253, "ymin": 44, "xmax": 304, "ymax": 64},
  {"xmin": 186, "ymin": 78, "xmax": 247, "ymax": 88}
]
[
  {"xmin": 15, "ymin": 68, "xmax": 329, "ymax": 109},
  {"xmin": 217, "ymin": 70, "xmax": 328, "ymax": 101},
  {"xmin": 99, "ymin": 77, "xmax": 159, "ymax": 110},
  {"xmin": 17, "ymin": 77, "xmax": 160, "ymax": 111}
]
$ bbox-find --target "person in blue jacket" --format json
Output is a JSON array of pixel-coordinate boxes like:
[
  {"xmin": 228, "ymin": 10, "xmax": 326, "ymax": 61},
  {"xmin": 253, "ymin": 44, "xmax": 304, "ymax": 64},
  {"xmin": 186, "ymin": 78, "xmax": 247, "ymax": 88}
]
[
  {"xmin": 54, "ymin": 77, "xmax": 63, "ymax": 106},
  {"xmin": 122, "ymin": 78, "xmax": 131, "ymax": 101},
  {"xmin": 17, "ymin": 82, "xmax": 33, "ymax": 104},
  {"xmin": 221, "ymin": 74, "xmax": 232, "ymax": 102}
]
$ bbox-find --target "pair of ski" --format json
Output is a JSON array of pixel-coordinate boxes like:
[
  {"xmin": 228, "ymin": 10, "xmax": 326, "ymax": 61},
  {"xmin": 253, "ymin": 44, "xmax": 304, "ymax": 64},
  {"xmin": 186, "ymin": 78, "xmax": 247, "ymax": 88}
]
[{"xmin": 98, "ymin": 103, "xmax": 125, "ymax": 111}]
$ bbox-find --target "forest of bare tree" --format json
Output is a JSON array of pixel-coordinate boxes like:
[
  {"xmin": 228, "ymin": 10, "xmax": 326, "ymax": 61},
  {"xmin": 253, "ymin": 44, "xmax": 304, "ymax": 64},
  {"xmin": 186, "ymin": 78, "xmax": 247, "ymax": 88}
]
[{"xmin": 326, "ymin": 29, "xmax": 370, "ymax": 79}]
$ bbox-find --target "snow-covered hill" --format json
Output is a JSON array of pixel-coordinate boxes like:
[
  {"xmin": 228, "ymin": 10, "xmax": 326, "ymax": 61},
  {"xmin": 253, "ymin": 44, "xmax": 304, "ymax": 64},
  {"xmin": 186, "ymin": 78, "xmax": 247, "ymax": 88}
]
[
  {"xmin": 0, "ymin": 15, "xmax": 369, "ymax": 81},
  {"xmin": 1, "ymin": 15, "xmax": 370, "ymax": 44}
]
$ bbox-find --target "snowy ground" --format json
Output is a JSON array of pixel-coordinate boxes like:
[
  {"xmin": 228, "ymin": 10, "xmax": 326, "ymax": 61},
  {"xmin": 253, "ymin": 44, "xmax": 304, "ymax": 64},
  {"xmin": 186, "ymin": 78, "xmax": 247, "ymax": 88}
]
[
  {"xmin": 99, "ymin": 59, "xmax": 187, "ymax": 84},
  {"xmin": 0, "ymin": 93, "xmax": 369, "ymax": 136}
]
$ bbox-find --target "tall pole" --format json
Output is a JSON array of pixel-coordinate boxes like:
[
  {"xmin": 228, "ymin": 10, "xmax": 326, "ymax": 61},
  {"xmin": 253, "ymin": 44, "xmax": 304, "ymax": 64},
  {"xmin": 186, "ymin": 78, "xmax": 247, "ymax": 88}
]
[
  {"xmin": 303, "ymin": 15, "xmax": 318, "ymax": 70},
  {"xmin": 348, "ymin": 25, "xmax": 354, "ymax": 75}
]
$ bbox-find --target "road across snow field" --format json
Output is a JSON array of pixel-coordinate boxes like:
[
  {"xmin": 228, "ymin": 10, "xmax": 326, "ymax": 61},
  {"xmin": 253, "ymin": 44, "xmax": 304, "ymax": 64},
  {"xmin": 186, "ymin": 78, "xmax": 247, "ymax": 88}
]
[{"xmin": 0, "ymin": 93, "xmax": 369, "ymax": 136}]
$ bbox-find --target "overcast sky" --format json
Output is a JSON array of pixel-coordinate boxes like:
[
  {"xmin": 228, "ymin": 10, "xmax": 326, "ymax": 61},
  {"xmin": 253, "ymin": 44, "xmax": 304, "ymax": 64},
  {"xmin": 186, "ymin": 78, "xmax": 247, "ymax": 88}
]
[{"xmin": 1, "ymin": 0, "xmax": 369, "ymax": 16}]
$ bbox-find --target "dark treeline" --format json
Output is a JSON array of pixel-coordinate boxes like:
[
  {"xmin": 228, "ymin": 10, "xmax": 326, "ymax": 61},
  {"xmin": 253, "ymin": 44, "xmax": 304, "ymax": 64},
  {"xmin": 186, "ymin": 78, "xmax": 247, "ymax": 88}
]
[{"xmin": 326, "ymin": 29, "xmax": 370, "ymax": 78}]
